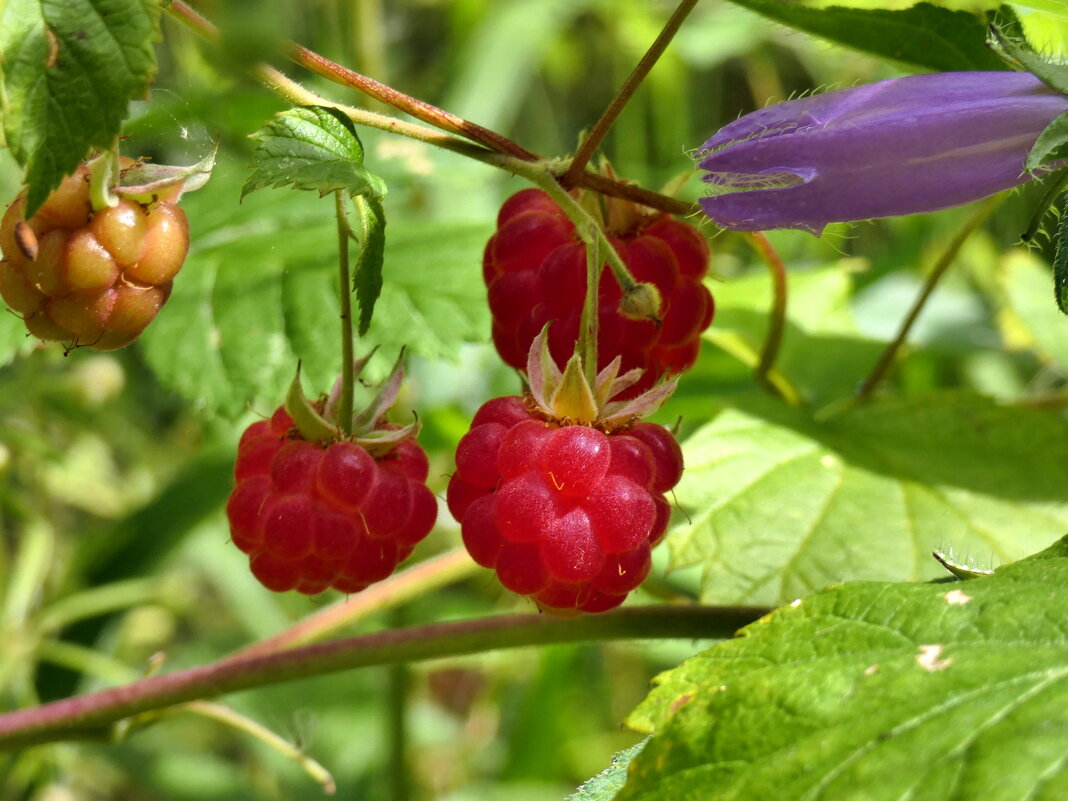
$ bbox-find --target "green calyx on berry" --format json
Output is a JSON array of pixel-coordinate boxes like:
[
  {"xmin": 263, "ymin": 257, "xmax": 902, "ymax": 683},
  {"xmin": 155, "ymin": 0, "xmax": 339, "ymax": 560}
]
[
  {"xmin": 526, "ymin": 324, "xmax": 677, "ymax": 427},
  {"xmin": 284, "ymin": 350, "xmax": 419, "ymax": 455}
]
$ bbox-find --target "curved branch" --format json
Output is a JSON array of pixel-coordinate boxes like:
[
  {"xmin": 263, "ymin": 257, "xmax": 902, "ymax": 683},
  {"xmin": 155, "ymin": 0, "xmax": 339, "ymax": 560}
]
[{"xmin": 0, "ymin": 605, "xmax": 768, "ymax": 750}]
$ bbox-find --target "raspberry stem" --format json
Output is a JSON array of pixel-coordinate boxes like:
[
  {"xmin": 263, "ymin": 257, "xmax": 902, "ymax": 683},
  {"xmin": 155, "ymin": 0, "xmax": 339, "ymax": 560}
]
[
  {"xmin": 335, "ymin": 193, "xmax": 355, "ymax": 435},
  {"xmin": 561, "ymin": 0, "xmax": 700, "ymax": 189},
  {"xmin": 511, "ymin": 159, "xmax": 653, "ymax": 326},
  {"xmin": 165, "ymin": 1, "xmax": 699, "ymax": 219},
  {"xmin": 0, "ymin": 605, "xmax": 770, "ymax": 750}
]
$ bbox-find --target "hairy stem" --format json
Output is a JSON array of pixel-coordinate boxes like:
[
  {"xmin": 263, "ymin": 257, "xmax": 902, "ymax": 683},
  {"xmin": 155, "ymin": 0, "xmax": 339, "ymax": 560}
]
[
  {"xmin": 165, "ymin": 2, "xmax": 698, "ymax": 218},
  {"xmin": 335, "ymin": 193, "xmax": 355, "ymax": 433},
  {"xmin": 289, "ymin": 44, "xmax": 538, "ymax": 161},
  {"xmin": 855, "ymin": 195, "xmax": 1002, "ymax": 401},
  {"xmin": 1020, "ymin": 167, "xmax": 1068, "ymax": 244},
  {"xmin": 562, "ymin": 0, "xmax": 700, "ymax": 187},
  {"xmin": 0, "ymin": 605, "xmax": 768, "ymax": 751},
  {"xmin": 744, "ymin": 232, "xmax": 789, "ymax": 401}
]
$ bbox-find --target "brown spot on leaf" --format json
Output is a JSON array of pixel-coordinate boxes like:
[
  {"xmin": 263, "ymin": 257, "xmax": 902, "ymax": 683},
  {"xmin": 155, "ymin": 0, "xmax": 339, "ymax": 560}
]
[
  {"xmin": 669, "ymin": 693, "xmax": 693, "ymax": 715},
  {"xmin": 45, "ymin": 27, "xmax": 59, "ymax": 68}
]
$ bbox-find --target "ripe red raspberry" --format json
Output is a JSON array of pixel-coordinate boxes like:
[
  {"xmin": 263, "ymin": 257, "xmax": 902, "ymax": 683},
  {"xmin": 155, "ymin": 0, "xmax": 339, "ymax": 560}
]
[
  {"xmin": 227, "ymin": 405, "xmax": 438, "ymax": 595},
  {"xmin": 447, "ymin": 395, "xmax": 681, "ymax": 614},
  {"xmin": 484, "ymin": 187, "xmax": 713, "ymax": 396},
  {"xmin": 0, "ymin": 162, "xmax": 190, "ymax": 350}
]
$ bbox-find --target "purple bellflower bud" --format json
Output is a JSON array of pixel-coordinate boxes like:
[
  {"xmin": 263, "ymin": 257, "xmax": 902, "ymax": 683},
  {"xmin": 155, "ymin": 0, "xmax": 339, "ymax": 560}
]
[{"xmin": 696, "ymin": 71, "xmax": 1068, "ymax": 234}]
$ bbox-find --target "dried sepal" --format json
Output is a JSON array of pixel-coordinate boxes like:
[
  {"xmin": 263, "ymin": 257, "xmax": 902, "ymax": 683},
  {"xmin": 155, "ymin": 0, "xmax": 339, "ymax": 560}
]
[
  {"xmin": 284, "ymin": 365, "xmax": 342, "ymax": 445},
  {"xmin": 324, "ymin": 349, "xmax": 379, "ymax": 420},
  {"xmin": 527, "ymin": 324, "xmax": 563, "ymax": 411},
  {"xmin": 352, "ymin": 421, "xmax": 421, "ymax": 458},
  {"xmin": 351, "ymin": 348, "xmax": 406, "ymax": 432},
  {"xmin": 600, "ymin": 377, "xmax": 678, "ymax": 425},
  {"xmin": 115, "ymin": 144, "xmax": 218, "ymax": 204},
  {"xmin": 525, "ymin": 324, "xmax": 676, "ymax": 426}
]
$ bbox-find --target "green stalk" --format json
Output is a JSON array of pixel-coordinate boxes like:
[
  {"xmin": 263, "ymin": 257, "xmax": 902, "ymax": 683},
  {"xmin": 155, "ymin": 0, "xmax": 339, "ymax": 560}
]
[
  {"xmin": 335, "ymin": 192, "xmax": 355, "ymax": 434},
  {"xmin": 182, "ymin": 701, "xmax": 336, "ymax": 794},
  {"xmin": 855, "ymin": 194, "xmax": 1002, "ymax": 401},
  {"xmin": 581, "ymin": 239, "xmax": 603, "ymax": 386},
  {"xmin": 36, "ymin": 578, "xmax": 159, "ymax": 635},
  {"xmin": 0, "ymin": 605, "xmax": 769, "ymax": 751}
]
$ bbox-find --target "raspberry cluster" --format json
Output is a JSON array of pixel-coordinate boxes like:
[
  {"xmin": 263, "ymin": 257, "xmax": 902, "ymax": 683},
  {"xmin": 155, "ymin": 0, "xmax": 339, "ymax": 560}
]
[
  {"xmin": 447, "ymin": 396, "xmax": 682, "ymax": 614},
  {"xmin": 483, "ymin": 188, "xmax": 713, "ymax": 396},
  {"xmin": 0, "ymin": 166, "xmax": 189, "ymax": 350},
  {"xmin": 227, "ymin": 406, "xmax": 438, "ymax": 595}
]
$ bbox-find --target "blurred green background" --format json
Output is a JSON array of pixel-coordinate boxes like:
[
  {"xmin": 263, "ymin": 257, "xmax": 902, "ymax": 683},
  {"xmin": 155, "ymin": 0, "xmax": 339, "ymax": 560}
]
[{"xmin": 1, "ymin": 0, "xmax": 1066, "ymax": 798}]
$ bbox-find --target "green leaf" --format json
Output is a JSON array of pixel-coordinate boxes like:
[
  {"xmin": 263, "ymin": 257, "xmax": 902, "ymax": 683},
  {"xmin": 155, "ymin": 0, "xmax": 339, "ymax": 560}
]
[
  {"xmin": 0, "ymin": 0, "xmax": 161, "ymax": 215},
  {"xmin": 351, "ymin": 194, "xmax": 386, "ymax": 336},
  {"xmin": 722, "ymin": 0, "xmax": 1006, "ymax": 72},
  {"xmin": 989, "ymin": 21, "xmax": 1068, "ymax": 93},
  {"xmin": 1027, "ymin": 110, "xmax": 1068, "ymax": 172},
  {"xmin": 136, "ymin": 161, "xmax": 492, "ymax": 417},
  {"xmin": 670, "ymin": 393, "xmax": 1068, "ymax": 606},
  {"xmin": 1056, "ymin": 202, "xmax": 1068, "ymax": 314},
  {"xmin": 620, "ymin": 537, "xmax": 1068, "ymax": 801},
  {"xmin": 363, "ymin": 221, "xmax": 494, "ymax": 364},
  {"xmin": 242, "ymin": 106, "xmax": 383, "ymax": 200},
  {"xmin": 568, "ymin": 740, "xmax": 648, "ymax": 801}
]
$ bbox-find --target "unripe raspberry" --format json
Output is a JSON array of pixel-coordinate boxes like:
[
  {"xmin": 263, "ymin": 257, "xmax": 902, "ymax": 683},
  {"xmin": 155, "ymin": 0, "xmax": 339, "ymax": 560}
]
[
  {"xmin": 448, "ymin": 394, "xmax": 683, "ymax": 614},
  {"xmin": 0, "ymin": 162, "xmax": 191, "ymax": 350},
  {"xmin": 483, "ymin": 187, "xmax": 714, "ymax": 396},
  {"xmin": 226, "ymin": 404, "xmax": 438, "ymax": 595}
]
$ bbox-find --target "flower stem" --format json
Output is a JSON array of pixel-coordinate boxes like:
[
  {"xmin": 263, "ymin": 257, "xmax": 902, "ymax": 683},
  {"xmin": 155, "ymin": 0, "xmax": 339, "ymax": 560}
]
[
  {"xmin": 561, "ymin": 0, "xmax": 700, "ymax": 188},
  {"xmin": 744, "ymin": 232, "xmax": 789, "ymax": 401},
  {"xmin": 335, "ymin": 193, "xmax": 355, "ymax": 434},
  {"xmin": 0, "ymin": 605, "xmax": 769, "ymax": 751},
  {"xmin": 855, "ymin": 195, "xmax": 1003, "ymax": 401}
]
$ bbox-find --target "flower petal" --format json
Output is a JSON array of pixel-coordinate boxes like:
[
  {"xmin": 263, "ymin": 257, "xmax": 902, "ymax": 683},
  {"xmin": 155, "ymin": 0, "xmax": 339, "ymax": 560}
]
[{"xmin": 697, "ymin": 71, "xmax": 1068, "ymax": 233}]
